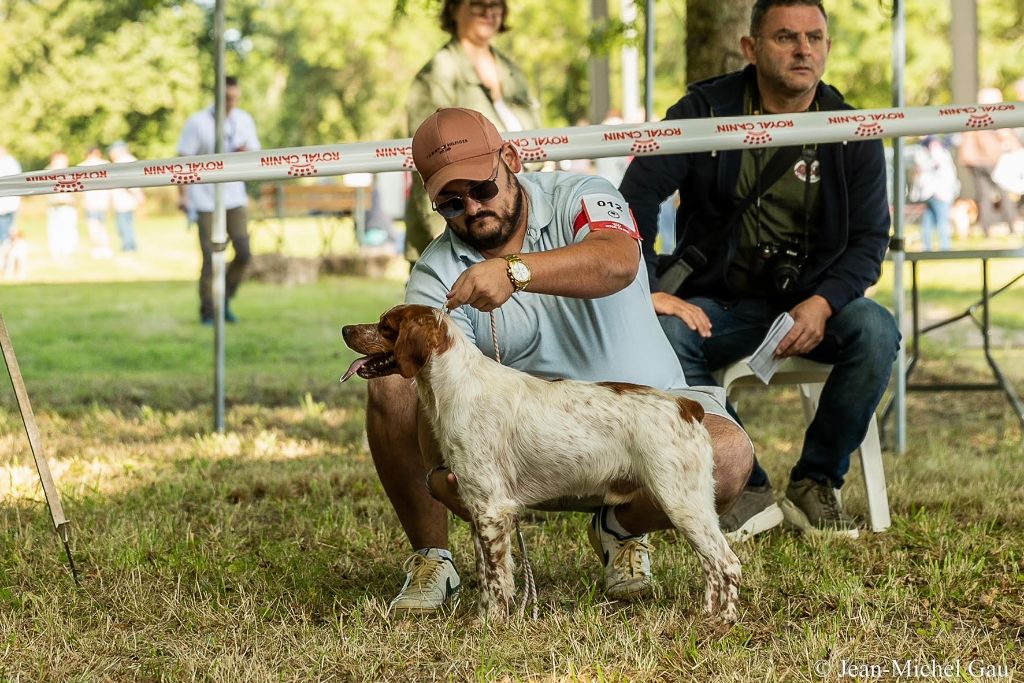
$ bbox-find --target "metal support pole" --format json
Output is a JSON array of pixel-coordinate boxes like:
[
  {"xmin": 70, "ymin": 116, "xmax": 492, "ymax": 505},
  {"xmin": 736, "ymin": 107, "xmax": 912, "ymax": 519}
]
[
  {"xmin": 212, "ymin": 0, "xmax": 227, "ymax": 432},
  {"xmin": 891, "ymin": 0, "xmax": 908, "ymax": 454},
  {"xmin": 644, "ymin": 0, "xmax": 655, "ymax": 122}
]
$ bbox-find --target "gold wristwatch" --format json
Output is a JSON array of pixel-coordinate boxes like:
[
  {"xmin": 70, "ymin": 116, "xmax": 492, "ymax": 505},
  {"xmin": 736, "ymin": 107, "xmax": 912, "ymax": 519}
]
[{"xmin": 503, "ymin": 254, "xmax": 532, "ymax": 292}]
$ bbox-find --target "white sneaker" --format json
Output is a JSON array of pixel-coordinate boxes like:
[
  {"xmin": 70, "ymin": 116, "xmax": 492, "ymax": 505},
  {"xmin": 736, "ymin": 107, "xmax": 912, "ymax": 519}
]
[
  {"xmin": 587, "ymin": 511, "xmax": 653, "ymax": 600},
  {"xmin": 388, "ymin": 549, "xmax": 461, "ymax": 613}
]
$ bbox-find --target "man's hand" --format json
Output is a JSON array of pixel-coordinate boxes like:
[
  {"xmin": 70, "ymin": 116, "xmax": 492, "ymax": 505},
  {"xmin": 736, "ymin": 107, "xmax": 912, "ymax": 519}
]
[
  {"xmin": 446, "ymin": 258, "xmax": 516, "ymax": 312},
  {"xmin": 776, "ymin": 295, "xmax": 832, "ymax": 358},
  {"xmin": 652, "ymin": 291, "xmax": 712, "ymax": 338},
  {"xmin": 176, "ymin": 192, "xmax": 189, "ymax": 214}
]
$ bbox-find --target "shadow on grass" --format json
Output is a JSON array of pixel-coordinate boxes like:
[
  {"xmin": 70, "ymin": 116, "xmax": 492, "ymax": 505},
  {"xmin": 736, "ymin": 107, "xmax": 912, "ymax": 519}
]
[{"xmin": 1, "ymin": 371, "xmax": 1022, "ymax": 679}]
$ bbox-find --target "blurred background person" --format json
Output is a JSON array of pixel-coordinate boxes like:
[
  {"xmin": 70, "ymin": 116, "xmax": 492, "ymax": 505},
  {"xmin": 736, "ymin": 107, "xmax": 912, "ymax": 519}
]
[
  {"xmin": 403, "ymin": 0, "xmax": 540, "ymax": 264},
  {"xmin": 363, "ymin": 172, "xmax": 407, "ymax": 254},
  {"xmin": 177, "ymin": 75, "xmax": 261, "ymax": 325},
  {"xmin": 108, "ymin": 141, "xmax": 144, "ymax": 252},
  {"xmin": 0, "ymin": 145, "xmax": 21, "ymax": 247},
  {"xmin": 957, "ymin": 87, "xmax": 1021, "ymax": 236},
  {"xmin": 45, "ymin": 151, "xmax": 79, "ymax": 260},
  {"xmin": 79, "ymin": 146, "xmax": 113, "ymax": 259},
  {"xmin": 1, "ymin": 227, "xmax": 28, "ymax": 280},
  {"xmin": 909, "ymin": 136, "xmax": 959, "ymax": 251}
]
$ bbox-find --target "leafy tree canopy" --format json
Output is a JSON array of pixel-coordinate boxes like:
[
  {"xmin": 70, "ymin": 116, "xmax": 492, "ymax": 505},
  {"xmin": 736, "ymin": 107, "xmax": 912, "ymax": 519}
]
[{"xmin": 1, "ymin": 0, "xmax": 1022, "ymax": 172}]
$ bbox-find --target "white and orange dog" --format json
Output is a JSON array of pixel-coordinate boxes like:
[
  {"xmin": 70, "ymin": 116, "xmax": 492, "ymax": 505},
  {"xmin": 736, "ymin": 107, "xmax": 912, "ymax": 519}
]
[{"xmin": 342, "ymin": 304, "xmax": 740, "ymax": 624}]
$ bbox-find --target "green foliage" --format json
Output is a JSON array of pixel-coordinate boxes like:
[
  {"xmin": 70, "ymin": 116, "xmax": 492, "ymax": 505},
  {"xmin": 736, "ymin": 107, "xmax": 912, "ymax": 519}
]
[
  {"xmin": 2, "ymin": 0, "xmax": 1024, "ymax": 170},
  {"xmin": 977, "ymin": 0, "xmax": 1024, "ymax": 94},
  {"xmin": 0, "ymin": 0, "xmax": 205, "ymax": 169}
]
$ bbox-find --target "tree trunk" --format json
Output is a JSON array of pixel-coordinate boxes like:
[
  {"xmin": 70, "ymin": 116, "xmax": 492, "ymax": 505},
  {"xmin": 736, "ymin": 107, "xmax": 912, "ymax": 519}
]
[{"xmin": 685, "ymin": 0, "xmax": 749, "ymax": 84}]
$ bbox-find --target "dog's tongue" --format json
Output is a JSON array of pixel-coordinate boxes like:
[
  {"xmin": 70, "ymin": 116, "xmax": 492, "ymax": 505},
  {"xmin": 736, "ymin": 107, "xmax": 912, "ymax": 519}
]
[{"xmin": 340, "ymin": 357, "xmax": 369, "ymax": 383}]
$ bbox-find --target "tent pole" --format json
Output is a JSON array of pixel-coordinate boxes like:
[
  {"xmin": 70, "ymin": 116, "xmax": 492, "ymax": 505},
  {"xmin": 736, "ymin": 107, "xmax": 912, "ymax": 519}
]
[
  {"xmin": 891, "ymin": 0, "xmax": 908, "ymax": 454},
  {"xmin": 644, "ymin": 0, "xmax": 655, "ymax": 122},
  {"xmin": 212, "ymin": 0, "xmax": 227, "ymax": 432}
]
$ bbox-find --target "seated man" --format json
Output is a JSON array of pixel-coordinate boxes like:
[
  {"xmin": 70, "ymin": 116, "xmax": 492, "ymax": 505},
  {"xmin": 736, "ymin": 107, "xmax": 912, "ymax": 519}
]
[
  {"xmin": 364, "ymin": 106, "xmax": 755, "ymax": 613},
  {"xmin": 619, "ymin": 0, "xmax": 900, "ymax": 540}
]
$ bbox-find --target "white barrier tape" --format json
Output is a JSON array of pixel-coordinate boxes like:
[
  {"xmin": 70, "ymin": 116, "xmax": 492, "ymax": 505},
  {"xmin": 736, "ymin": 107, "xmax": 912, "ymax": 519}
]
[{"xmin": 2, "ymin": 101, "xmax": 1021, "ymax": 198}]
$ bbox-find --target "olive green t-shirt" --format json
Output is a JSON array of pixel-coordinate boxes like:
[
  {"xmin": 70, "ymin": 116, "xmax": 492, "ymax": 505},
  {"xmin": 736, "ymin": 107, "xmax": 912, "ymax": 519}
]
[{"xmin": 727, "ymin": 96, "xmax": 822, "ymax": 295}]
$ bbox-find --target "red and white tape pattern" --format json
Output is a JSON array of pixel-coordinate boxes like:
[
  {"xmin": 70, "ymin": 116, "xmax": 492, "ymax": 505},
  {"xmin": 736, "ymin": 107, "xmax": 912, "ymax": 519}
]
[{"xmin": 2, "ymin": 102, "xmax": 1022, "ymax": 198}]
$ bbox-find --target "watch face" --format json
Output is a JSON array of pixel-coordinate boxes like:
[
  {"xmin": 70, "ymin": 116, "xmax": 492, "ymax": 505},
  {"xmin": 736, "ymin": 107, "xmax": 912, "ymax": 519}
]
[{"xmin": 510, "ymin": 261, "xmax": 530, "ymax": 282}]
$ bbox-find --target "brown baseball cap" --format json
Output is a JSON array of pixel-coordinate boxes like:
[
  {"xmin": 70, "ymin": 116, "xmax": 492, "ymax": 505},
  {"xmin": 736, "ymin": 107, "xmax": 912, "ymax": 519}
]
[{"xmin": 412, "ymin": 107, "xmax": 504, "ymax": 201}]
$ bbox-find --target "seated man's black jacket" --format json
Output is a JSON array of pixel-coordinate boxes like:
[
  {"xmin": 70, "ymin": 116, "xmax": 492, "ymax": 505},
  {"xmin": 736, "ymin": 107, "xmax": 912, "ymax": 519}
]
[{"xmin": 619, "ymin": 65, "xmax": 891, "ymax": 313}]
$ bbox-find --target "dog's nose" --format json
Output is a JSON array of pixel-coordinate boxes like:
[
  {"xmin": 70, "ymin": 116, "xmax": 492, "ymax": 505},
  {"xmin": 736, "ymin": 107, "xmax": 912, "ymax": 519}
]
[{"xmin": 341, "ymin": 325, "xmax": 354, "ymax": 343}]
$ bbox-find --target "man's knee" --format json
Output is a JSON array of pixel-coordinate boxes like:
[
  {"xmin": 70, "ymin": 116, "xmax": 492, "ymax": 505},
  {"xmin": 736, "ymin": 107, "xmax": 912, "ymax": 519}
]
[
  {"xmin": 834, "ymin": 298, "xmax": 901, "ymax": 364},
  {"xmin": 704, "ymin": 414, "xmax": 754, "ymax": 513},
  {"xmin": 368, "ymin": 374, "xmax": 414, "ymax": 415},
  {"xmin": 366, "ymin": 375, "xmax": 418, "ymax": 445},
  {"xmin": 232, "ymin": 232, "xmax": 253, "ymax": 264},
  {"xmin": 234, "ymin": 246, "xmax": 252, "ymax": 267},
  {"xmin": 659, "ymin": 314, "xmax": 705, "ymax": 361}
]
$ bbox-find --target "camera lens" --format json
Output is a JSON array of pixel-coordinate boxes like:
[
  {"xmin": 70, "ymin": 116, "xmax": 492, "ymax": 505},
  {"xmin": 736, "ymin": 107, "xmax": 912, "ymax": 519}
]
[{"xmin": 772, "ymin": 258, "xmax": 802, "ymax": 293}]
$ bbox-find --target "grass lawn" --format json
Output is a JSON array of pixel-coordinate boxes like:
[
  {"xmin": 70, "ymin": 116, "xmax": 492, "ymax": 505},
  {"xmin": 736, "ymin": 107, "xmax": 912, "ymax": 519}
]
[{"xmin": 1, "ymin": 213, "xmax": 1022, "ymax": 681}]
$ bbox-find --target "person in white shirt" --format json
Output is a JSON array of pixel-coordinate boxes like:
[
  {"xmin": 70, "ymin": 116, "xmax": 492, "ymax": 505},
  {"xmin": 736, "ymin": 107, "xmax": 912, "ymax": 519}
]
[
  {"xmin": 108, "ymin": 141, "xmax": 145, "ymax": 252},
  {"xmin": 0, "ymin": 146, "xmax": 21, "ymax": 246},
  {"xmin": 45, "ymin": 151, "xmax": 79, "ymax": 259},
  {"xmin": 176, "ymin": 75, "xmax": 261, "ymax": 324},
  {"xmin": 910, "ymin": 136, "xmax": 960, "ymax": 251},
  {"xmin": 79, "ymin": 147, "xmax": 113, "ymax": 259}
]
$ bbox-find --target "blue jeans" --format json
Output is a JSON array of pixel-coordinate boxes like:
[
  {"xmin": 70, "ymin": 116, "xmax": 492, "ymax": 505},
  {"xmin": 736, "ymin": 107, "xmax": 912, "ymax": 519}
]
[
  {"xmin": 0, "ymin": 212, "xmax": 14, "ymax": 243},
  {"xmin": 920, "ymin": 197, "xmax": 951, "ymax": 251},
  {"xmin": 115, "ymin": 211, "xmax": 138, "ymax": 251},
  {"xmin": 660, "ymin": 296, "xmax": 900, "ymax": 488}
]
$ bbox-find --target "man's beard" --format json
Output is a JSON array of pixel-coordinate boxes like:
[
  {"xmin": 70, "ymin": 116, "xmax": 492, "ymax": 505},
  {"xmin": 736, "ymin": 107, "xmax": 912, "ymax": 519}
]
[{"xmin": 453, "ymin": 182, "xmax": 525, "ymax": 252}]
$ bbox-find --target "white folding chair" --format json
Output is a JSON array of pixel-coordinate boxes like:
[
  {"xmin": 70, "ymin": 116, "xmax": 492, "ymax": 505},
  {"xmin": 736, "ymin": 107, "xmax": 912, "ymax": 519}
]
[{"xmin": 715, "ymin": 356, "xmax": 891, "ymax": 533}]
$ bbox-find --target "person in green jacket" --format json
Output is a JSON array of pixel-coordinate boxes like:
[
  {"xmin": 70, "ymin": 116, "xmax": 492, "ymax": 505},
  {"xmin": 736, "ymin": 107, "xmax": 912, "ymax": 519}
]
[{"xmin": 404, "ymin": 0, "xmax": 540, "ymax": 263}]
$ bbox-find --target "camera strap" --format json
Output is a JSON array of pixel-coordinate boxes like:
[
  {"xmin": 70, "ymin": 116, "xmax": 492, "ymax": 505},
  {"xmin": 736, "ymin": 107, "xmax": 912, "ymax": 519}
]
[{"xmin": 659, "ymin": 144, "xmax": 804, "ymax": 279}]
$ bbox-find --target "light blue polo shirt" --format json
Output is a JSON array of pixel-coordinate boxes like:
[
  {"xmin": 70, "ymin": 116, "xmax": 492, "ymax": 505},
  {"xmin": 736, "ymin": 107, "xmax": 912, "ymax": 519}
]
[
  {"xmin": 176, "ymin": 106, "xmax": 261, "ymax": 212},
  {"xmin": 406, "ymin": 172, "xmax": 689, "ymax": 391}
]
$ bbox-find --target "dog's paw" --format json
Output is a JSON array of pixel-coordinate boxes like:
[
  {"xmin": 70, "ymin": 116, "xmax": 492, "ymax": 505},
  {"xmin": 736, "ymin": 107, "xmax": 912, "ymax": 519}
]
[{"xmin": 476, "ymin": 597, "xmax": 515, "ymax": 624}]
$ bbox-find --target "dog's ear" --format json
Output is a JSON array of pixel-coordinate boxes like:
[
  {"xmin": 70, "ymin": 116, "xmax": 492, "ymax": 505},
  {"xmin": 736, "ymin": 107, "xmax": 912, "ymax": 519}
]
[{"xmin": 393, "ymin": 311, "xmax": 448, "ymax": 378}]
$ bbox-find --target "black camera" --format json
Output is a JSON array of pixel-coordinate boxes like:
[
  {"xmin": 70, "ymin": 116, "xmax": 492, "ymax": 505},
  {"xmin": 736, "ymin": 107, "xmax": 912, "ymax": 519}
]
[{"xmin": 753, "ymin": 241, "xmax": 805, "ymax": 293}]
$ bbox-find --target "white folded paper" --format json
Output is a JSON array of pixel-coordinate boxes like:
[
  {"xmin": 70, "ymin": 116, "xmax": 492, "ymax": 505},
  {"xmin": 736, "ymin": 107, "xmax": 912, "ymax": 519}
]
[{"xmin": 746, "ymin": 313, "xmax": 795, "ymax": 384}]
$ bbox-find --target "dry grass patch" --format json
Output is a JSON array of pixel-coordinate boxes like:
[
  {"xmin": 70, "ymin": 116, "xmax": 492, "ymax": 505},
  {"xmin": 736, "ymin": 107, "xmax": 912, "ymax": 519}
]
[{"xmin": 2, "ymin": 375, "xmax": 1023, "ymax": 680}]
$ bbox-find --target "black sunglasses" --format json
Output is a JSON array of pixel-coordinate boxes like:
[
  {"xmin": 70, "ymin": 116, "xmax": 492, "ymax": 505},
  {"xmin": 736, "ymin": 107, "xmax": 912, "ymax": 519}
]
[
  {"xmin": 467, "ymin": 0, "xmax": 504, "ymax": 14},
  {"xmin": 432, "ymin": 165, "xmax": 501, "ymax": 219}
]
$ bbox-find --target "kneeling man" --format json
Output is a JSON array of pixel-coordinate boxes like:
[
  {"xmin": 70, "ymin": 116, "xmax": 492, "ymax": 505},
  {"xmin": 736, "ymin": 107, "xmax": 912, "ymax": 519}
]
[{"xmin": 363, "ymin": 107, "xmax": 754, "ymax": 612}]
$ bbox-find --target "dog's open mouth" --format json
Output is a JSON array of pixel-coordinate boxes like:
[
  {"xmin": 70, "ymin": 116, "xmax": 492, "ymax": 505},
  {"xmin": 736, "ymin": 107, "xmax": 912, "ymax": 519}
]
[{"xmin": 340, "ymin": 352, "xmax": 398, "ymax": 382}]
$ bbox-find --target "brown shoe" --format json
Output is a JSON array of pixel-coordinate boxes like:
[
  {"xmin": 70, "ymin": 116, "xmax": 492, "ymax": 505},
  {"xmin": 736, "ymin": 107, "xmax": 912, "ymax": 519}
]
[
  {"xmin": 720, "ymin": 484, "xmax": 784, "ymax": 542},
  {"xmin": 780, "ymin": 478, "xmax": 860, "ymax": 538}
]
